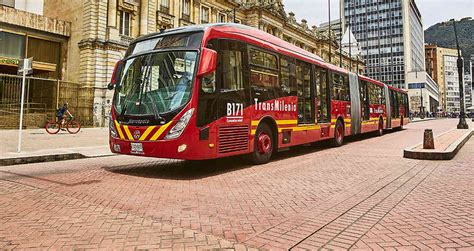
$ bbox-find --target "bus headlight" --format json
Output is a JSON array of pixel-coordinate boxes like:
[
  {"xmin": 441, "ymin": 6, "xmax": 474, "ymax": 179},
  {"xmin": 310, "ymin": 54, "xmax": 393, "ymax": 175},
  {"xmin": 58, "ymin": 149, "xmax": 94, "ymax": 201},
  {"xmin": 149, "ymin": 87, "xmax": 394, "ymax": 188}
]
[
  {"xmin": 109, "ymin": 119, "xmax": 118, "ymax": 138},
  {"xmin": 164, "ymin": 108, "xmax": 194, "ymax": 140}
]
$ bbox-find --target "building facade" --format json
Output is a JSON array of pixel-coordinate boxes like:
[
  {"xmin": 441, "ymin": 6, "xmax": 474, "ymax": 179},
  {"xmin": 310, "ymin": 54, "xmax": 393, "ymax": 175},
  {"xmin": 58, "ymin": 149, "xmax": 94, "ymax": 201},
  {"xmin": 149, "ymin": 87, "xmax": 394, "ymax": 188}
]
[
  {"xmin": 2, "ymin": 0, "xmax": 364, "ymax": 127},
  {"xmin": 425, "ymin": 45, "xmax": 459, "ymax": 112},
  {"xmin": 406, "ymin": 72, "xmax": 439, "ymax": 113},
  {"xmin": 341, "ymin": 0, "xmax": 426, "ymax": 90},
  {"xmin": 465, "ymin": 58, "xmax": 473, "ymax": 110},
  {"xmin": 0, "ymin": 2, "xmax": 78, "ymax": 128},
  {"xmin": 443, "ymin": 55, "xmax": 462, "ymax": 113}
]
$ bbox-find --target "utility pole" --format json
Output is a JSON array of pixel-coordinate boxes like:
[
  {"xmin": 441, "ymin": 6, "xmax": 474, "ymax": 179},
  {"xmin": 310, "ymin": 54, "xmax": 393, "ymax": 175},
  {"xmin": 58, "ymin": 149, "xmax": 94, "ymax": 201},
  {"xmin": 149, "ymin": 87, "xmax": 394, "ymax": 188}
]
[
  {"xmin": 328, "ymin": 0, "xmax": 332, "ymax": 63},
  {"xmin": 339, "ymin": 10, "xmax": 342, "ymax": 68},
  {"xmin": 348, "ymin": 0, "xmax": 352, "ymax": 72},
  {"xmin": 452, "ymin": 19, "xmax": 468, "ymax": 129},
  {"xmin": 417, "ymin": 71, "xmax": 425, "ymax": 119}
]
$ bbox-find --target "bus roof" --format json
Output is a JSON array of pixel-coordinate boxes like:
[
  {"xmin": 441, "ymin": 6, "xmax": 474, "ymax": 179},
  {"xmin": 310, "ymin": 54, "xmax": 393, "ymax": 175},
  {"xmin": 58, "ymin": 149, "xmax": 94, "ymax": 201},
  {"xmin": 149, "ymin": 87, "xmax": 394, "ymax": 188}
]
[{"xmin": 132, "ymin": 23, "xmax": 407, "ymax": 94}]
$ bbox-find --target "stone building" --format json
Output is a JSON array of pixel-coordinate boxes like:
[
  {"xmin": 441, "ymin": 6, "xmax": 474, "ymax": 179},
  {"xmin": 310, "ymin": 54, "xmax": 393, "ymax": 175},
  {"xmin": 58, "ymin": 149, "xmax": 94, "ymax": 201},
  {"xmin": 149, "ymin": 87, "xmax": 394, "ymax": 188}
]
[
  {"xmin": 2, "ymin": 0, "xmax": 364, "ymax": 127},
  {"xmin": 0, "ymin": 2, "xmax": 74, "ymax": 128}
]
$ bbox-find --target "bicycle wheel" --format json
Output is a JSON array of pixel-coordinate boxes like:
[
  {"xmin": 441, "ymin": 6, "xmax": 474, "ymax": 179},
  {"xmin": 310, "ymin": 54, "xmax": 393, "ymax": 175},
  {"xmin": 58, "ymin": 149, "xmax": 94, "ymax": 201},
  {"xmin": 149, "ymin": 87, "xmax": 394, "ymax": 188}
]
[
  {"xmin": 45, "ymin": 121, "xmax": 60, "ymax": 134},
  {"xmin": 67, "ymin": 120, "xmax": 81, "ymax": 134}
]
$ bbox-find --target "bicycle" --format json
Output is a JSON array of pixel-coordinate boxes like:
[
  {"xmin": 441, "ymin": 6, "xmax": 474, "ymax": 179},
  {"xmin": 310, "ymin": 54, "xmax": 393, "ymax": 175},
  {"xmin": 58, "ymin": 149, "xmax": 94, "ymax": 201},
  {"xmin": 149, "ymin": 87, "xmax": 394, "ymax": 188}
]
[{"xmin": 45, "ymin": 115, "xmax": 81, "ymax": 134}]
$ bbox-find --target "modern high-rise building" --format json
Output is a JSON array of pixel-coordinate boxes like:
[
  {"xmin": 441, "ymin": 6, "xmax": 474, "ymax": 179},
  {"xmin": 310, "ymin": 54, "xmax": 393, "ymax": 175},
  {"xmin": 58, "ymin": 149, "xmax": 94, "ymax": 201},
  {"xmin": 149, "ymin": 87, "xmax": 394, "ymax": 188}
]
[
  {"xmin": 318, "ymin": 19, "xmax": 343, "ymax": 41},
  {"xmin": 425, "ymin": 45, "xmax": 460, "ymax": 112},
  {"xmin": 341, "ymin": 0, "xmax": 426, "ymax": 90},
  {"xmin": 465, "ymin": 58, "xmax": 473, "ymax": 110},
  {"xmin": 444, "ymin": 55, "xmax": 462, "ymax": 113}
]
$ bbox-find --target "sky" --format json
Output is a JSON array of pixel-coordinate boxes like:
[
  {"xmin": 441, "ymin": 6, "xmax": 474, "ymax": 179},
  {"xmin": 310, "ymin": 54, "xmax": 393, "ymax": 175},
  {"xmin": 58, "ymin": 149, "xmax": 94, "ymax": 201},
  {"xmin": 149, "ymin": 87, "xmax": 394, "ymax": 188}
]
[{"xmin": 284, "ymin": 0, "xmax": 474, "ymax": 30}]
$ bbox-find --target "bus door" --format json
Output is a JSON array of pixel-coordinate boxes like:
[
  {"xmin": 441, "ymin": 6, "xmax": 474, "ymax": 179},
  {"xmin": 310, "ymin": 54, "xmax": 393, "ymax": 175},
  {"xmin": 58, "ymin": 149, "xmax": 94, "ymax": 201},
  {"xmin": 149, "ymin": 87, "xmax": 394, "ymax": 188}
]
[
  {"xmin": 296, "ymin": 60, "xmax": 314, "ymax": 125},
  {"xmin": 198, "ymin": 39, "xmax": 250, "ymax": 155},
  {"xmin": 315, "ymin": 66, "xmax": 331, "ymax": 138},
  {"xmin": 349, "ymin": 73, "xmax": 361, "ymax": 135},
  {"xmin": 360, "ymin": 80, "xmax": 370, "ymax": 122}
]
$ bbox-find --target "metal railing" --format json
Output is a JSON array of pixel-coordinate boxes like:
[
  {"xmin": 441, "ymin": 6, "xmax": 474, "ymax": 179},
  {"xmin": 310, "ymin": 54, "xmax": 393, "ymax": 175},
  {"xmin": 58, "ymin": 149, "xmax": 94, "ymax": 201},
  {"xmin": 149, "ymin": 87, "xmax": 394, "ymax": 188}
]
[{"xmin": 0, "ymin": 74, "xmax": 94, "ymax": 129}]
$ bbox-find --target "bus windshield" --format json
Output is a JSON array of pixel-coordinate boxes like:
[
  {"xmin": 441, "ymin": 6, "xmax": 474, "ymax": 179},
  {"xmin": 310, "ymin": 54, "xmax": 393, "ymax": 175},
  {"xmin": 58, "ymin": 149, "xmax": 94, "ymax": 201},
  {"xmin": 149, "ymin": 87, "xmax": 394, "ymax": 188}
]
[{"xmin": 114, "ymin": 51, "xmax": 197, "ymax": 121}]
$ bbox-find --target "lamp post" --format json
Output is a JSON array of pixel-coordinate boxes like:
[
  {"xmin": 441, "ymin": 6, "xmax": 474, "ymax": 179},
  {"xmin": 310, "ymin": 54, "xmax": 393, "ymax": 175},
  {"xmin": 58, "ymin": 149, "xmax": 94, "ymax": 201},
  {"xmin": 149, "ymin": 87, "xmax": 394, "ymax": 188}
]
[
  {"xmin": 451, "ymin": 19, "xmax": 469, "ymax": 129},
  {"xmin": 420, "ymin": 84, "xmax": 425, "ymax": 119},
  {"xmin": 328, "ymin": 0, "xmax": 332, "ymax": 63}
]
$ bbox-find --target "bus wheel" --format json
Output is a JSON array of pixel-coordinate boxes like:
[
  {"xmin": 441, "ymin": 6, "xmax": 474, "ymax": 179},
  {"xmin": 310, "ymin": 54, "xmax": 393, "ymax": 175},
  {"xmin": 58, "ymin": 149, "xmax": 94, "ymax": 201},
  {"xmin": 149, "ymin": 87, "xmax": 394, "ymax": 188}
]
[
  {"xmin": 251, "ymin": 123, "xmax": 274, "ymax": 165},
  {"xmin": 377, "ymin": 118, "xmax": 384, "ymax": 136},
  {"xmin": 332, "ymin": 120, "xmax": 344, "ymax": 147}
]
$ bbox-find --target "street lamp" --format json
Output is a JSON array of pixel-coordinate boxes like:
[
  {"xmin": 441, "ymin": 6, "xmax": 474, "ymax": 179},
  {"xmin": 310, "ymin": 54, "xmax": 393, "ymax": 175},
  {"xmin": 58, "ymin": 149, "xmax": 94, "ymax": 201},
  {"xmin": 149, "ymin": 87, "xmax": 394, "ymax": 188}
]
[
  {"xmin": 221, "ymin": 3, "xmax": 241, "ymax": 23},
  {"xmin": 451, "ymin": 19, "xmax": 469, "ymax": 129},
  {"xmin": 420, "ymin": 84, "xmax": 425, "ymax": 119}
]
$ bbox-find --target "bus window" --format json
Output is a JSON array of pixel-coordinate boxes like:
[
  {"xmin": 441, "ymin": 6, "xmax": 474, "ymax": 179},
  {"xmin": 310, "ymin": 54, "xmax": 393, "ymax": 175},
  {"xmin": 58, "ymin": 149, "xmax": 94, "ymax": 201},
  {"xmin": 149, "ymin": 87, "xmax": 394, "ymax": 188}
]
[
  {"xmin": 250, "ymin": 48, "xmax": 278, "ymax": 69},
  {"xmin": 279, "ymin": 57, "xmax": 296, "ymax": 96},
  {"xmin": 332, "ymin": 73, "xmax": 350, "ymax": 101},
  {"xmin": 221, "ymin": 49, "xmax": 244, "ymax": 91},
  {"xmin": 217, "ymin": 40, "xmax": 249, "ymax": 121},
  {"xmin": 249, "ymin": 47, "xmax": 279, "ymax": 102},
  {"xmin": 296, "ymin": 60, "xmax": 313, "ymax": 124},
  {"xmin": 316, "ymin": 67, "xmax": 329, "ymax": 123}
]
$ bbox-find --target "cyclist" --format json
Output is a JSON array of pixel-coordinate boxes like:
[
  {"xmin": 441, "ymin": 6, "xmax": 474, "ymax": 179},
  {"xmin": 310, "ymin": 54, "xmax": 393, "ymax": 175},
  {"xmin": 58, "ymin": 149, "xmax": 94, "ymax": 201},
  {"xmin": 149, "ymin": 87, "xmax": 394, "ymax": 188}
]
[{"xmin": 56, "ymin": 102, "xmax": 73, "ymax": 129}]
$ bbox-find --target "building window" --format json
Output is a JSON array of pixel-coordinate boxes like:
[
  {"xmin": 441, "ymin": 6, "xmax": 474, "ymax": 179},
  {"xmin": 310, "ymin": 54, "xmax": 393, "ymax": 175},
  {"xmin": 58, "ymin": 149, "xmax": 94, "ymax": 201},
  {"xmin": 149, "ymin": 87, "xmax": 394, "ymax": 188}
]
[
  {"xmin": 0, "ymin": 0, "xmax": 15, "ymax": 8},
  {"xmin": 182, "ymin": 0, "xmax": 190, "ymax": 20},
  {"xmin": 201, "ymin": 6, "xmax": 210, "ymax": 24},
  {"xmin": 119, "ymin": 11, "xmax": 131, "ymax": 36},
  {"xmin": 160, "ymin": 0, "xmax": 170, "ymax": 14},
  {"xmin": 218, "ymin": 13, "xmax": 226, "ymax": 23},
  {"xmin": 0, "ymin": 31, "xmax": 25, "ymax": 59}
]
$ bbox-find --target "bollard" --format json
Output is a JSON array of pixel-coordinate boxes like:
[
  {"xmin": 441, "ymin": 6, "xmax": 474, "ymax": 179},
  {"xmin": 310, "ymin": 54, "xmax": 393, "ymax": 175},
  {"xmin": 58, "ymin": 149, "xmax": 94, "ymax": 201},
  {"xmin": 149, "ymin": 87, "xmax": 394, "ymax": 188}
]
[{"xmin": 423, "ymin": 129, "xmax": 435, "ymax": 149}]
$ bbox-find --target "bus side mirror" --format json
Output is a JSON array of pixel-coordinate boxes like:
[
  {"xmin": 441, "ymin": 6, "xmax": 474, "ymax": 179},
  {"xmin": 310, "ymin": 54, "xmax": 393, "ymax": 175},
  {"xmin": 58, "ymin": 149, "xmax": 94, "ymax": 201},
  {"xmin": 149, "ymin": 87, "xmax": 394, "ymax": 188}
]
[
  {"xmin": 108, "ymin": 60, "xmax": 124, "ymax": 90},
  {"xmin": 197, "ymin": 48, "xmax": 217, "ymax": 77}
]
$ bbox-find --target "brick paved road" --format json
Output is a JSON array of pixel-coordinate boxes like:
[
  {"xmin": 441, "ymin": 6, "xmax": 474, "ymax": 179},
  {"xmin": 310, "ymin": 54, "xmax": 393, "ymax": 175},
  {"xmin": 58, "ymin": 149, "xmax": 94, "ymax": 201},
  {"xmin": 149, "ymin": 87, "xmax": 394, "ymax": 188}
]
[{"xmin": 0, "ymin": 119, "xmax": 473, "ymax": 250}]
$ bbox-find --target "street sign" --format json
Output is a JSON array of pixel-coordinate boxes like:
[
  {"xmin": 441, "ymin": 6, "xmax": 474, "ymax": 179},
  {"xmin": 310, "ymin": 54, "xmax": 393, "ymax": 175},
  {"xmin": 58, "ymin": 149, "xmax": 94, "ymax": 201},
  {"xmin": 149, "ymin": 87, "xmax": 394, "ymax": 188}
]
[
  {"xmin": 17, "ymin": 57, "xmax": 33, "ymax": 152},
  {"xmin": 18, "ymin": 57, "xmax": 33, "ymax": 76}
]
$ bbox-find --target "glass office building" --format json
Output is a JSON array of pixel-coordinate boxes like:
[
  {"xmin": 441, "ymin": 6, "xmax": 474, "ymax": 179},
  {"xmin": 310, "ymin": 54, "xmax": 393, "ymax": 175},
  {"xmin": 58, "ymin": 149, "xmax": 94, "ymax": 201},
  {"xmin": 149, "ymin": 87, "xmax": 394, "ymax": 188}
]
[{"xmin": 341, "ymin": 0, "xmax": 425, "ymax": 90}]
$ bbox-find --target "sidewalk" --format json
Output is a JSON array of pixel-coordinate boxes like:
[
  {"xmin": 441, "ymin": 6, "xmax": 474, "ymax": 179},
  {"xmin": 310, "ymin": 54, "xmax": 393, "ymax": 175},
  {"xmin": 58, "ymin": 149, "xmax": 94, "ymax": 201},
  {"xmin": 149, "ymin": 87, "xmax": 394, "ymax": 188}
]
[
  {"xmin": 404, "ymin": 120, "xmax": 474, "ymax": 160},
  {"xmin": 0, "ymin": 127, "xmax": 112, "ymax": 165}
]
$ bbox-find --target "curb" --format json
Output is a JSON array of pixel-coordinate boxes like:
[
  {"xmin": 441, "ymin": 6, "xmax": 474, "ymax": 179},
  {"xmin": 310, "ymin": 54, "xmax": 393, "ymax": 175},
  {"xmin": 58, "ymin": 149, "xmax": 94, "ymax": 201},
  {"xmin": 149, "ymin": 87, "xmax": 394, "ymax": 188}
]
[
  {"xmin": 0, "ymin": 153, "xmax": 114, "ymax": 166},
  {"xmin": 403, "ymin": 129, "xmax": 473, "ymax": 160},
  {"xmin": 409, "ymin": 118, "xmax": 438, "ymax": 123}
]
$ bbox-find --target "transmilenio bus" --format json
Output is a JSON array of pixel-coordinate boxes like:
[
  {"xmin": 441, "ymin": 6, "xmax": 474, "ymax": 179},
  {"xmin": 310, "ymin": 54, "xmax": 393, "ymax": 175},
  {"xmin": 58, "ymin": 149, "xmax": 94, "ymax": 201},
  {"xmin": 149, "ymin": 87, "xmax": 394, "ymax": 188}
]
[{"xmin": 108, "ymin": 24, "xmax": 408, "ymax": 164}]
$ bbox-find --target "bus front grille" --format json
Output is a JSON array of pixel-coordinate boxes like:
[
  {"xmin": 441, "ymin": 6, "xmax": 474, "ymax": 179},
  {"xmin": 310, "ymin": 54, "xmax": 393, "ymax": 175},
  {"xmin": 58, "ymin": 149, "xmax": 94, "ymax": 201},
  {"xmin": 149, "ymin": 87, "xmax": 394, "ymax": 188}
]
[{"xmin": 218, "ymin": 125, "xmax": 249, "ymax": 154}]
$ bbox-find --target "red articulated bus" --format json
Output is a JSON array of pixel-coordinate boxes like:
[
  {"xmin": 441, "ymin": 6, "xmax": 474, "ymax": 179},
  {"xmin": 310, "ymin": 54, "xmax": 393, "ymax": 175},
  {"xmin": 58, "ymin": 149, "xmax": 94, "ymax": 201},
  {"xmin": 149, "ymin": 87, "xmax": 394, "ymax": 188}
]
[{"xmin": 108, "ymin": 23, "xmax": 409, "ymax": 164}]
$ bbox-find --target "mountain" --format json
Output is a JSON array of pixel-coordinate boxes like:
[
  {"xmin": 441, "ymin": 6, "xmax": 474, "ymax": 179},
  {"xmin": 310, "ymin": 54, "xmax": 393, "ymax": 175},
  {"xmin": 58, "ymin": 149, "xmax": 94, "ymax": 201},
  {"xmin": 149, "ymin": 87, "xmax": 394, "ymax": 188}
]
[{"xmin": 424, "ymin": 17, "xmax": 474, "ymax": 66}]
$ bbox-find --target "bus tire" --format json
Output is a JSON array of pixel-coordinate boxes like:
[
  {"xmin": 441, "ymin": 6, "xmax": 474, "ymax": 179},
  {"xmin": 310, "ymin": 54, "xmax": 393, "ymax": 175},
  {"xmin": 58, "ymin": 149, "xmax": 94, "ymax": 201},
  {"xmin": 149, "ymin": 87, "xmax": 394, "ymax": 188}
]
[
  {"xmin": 377, "ymin": 118, "xmax": 384, "ymax": 136},
  {"xmin": 251, "ymin": 123, "xmax": 274, "ymax": 165},
  {"xmin": 332, "ymin": 119, "xmax": 344, "ymax": 147}
]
